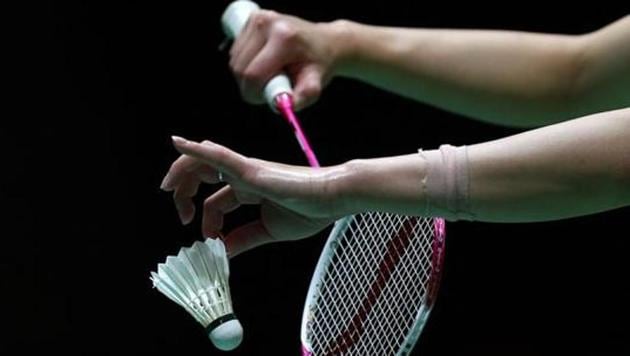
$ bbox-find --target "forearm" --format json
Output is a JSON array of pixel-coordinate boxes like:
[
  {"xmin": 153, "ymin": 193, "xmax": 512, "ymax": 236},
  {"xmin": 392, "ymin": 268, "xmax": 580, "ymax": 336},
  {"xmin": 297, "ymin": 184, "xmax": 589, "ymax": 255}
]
[
  {"xmin": 331, "ymin": 21, "xmax": 588, "ymax": 127},
  {"xmin": 342, "ymin": 108, "xmax": 630, "ymax": 221},
  {"xmin": 467, "ymin": 107, "xmax": 630, "ymax": 221}
]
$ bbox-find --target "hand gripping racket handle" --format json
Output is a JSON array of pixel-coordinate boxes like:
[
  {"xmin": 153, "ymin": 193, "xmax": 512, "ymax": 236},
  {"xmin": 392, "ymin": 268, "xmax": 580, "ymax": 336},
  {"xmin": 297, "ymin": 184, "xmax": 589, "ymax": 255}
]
[{"xmin": 221, "ymin": 0, "xmax": 293, "ymax": 111}]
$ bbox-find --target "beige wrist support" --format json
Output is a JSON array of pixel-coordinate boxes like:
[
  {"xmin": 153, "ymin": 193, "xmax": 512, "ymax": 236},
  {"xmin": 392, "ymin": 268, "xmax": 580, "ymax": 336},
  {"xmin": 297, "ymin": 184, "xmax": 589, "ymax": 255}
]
[{"xmin": 419, "ymin": 145, "xmax": 474, "ymax": 221}]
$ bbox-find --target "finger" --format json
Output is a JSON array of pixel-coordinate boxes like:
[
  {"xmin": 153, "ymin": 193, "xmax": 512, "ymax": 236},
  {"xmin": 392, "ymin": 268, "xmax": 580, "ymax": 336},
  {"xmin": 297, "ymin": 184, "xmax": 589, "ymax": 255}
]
[
  {"xmin": 171, "ymin": 137, "xmax": 250, "ymax": 180},
  {"xmin": 161, "ymin": 154, "xmax": 203, "ymax": 191},
  {"xmin": 171, "ymin": 159, "xmax": 226, "ymax": 185},
  {"xmin": 292, "ymin": 64, "xmax": 323, "ymax": 111},
  {"xmin": 239, "ymin": 31, "xmax": 296, "ymax": 104},
  {"xmin": 173, "ymin": 175, "xmax": 198, "ymax": 225},
  {"xmin": 229, "ymin": 10, "xmax": 272, "ymax": 59},
  {"xmin": 230, "ymin": 12, "xmax": 267, "ymax": 81},
  {"xmin": 195, "ymin": 164, "xmax": 224, "ymax": 184},
  {"xmin": 230, "ymin": 11, "xmax": 277, "ymax": 105},
  {"xmin": 223, "ymin": 220, "xmax": 276, "ymax": 258},
  {"xmin": 228, "ymin": 10, "xmax": 252, "ymax": 59},
  {"xmin": 202, "ymin": 185, "xmax": 242, "ymax": 236}
]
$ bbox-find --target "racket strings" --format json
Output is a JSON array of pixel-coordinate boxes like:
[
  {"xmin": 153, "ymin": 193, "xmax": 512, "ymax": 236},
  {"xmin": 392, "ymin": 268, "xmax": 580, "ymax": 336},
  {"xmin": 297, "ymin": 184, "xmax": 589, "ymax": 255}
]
[
  {"xmin": 273, "ymin": 98, "xmax": 442, "ymax": 355},
  {"xmin": 305, "ymin": 212, "xmax": 437, "ymax": 355}
]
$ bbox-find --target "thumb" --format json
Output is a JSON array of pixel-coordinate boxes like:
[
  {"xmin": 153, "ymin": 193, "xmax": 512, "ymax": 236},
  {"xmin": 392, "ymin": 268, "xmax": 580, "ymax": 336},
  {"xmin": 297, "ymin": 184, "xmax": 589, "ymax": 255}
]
[
  {"xmin": 223, "ymin": 220, "xmax": 275, "ymax": 258},
  {"xmin": 291, "ymin": 65, "xmax": 323, "ymax": 111}
]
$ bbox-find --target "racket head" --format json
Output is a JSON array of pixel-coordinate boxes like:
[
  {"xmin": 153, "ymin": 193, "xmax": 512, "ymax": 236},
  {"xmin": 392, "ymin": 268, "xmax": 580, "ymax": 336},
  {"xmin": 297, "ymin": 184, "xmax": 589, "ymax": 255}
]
[{"xmin": 300, "ymin": 213, "xmax": 446, "ymax": 356}]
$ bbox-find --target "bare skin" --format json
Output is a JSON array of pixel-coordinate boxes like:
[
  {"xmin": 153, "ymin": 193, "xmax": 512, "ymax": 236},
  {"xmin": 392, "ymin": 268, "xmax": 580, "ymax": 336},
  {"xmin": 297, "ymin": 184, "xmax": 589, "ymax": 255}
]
[
  {"xmin": 161, "ymin": 109, "xmax": 629, "ymax": 256},
  {"xmin": 162, "ymin": 13, "xmax": 630, "ymax": 256},
  {"xmin": 229, "ymin": 12, "xmax": 629, "ymax": 125}
]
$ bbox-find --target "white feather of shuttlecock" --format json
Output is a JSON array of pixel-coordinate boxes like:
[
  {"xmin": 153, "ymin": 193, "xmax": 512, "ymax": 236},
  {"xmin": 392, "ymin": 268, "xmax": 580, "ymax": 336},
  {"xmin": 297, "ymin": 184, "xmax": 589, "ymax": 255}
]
[{"xmin": 150, "ymin": 238, "xmax": 234, "ymax": 328}]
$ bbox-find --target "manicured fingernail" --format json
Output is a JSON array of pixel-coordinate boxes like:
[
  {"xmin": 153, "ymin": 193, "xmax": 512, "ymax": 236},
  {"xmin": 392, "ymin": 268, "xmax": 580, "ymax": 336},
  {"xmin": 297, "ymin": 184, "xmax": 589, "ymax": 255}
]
[
  {"xmin": 177, "ymin": 210, "xmax": 191, "ymax": 225},
  {"xmin": 160, "ymin": 174, "xmax": 171, "ymax": 190},
  {"xmin": 171, "ymin": 136, "xmax": 188, "ymax": 145}
]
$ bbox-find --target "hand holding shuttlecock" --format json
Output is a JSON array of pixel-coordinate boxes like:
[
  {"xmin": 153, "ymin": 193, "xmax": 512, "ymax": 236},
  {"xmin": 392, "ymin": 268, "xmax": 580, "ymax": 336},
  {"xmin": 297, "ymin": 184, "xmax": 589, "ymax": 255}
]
[{"xmin": 150, "ymin": 238, "xmax": 243, "ymax": 351}]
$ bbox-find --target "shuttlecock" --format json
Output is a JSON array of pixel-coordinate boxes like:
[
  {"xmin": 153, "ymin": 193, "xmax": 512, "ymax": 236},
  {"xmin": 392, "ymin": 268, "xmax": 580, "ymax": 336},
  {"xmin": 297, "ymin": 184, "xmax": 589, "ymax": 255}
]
[{"xmin": 151, "ymin": 238, "xmax": 243, "ymax": 351}]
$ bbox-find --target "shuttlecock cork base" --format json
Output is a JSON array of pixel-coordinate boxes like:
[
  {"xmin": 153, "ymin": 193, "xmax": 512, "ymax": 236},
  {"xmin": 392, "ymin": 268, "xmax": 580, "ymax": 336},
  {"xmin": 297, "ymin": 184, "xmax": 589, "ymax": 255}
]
[{"xmin": 151, "ymin": 238, "xmax": 243, "ymax": 351}]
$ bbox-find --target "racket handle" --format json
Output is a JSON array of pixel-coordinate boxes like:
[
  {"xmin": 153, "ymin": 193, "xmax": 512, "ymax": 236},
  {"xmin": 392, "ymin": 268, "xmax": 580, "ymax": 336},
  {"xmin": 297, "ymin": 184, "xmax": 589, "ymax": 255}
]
[{"xmin": 221, "ymin": 0, "xmax": 294, "ymax": 111}]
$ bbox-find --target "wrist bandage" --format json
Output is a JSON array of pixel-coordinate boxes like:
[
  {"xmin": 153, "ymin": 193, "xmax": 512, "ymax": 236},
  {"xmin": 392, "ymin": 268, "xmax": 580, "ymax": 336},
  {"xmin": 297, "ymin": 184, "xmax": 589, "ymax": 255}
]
[{"xmin": 420, "ymin": 145, "xmax": 474, "ymax": 221}]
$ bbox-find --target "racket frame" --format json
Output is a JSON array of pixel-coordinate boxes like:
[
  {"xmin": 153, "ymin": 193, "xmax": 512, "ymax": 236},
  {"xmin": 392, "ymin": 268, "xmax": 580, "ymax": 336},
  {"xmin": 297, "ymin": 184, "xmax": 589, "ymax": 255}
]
[{"xmin": 300, "ymin": 216, "xmax": 446, "ymax": 355}]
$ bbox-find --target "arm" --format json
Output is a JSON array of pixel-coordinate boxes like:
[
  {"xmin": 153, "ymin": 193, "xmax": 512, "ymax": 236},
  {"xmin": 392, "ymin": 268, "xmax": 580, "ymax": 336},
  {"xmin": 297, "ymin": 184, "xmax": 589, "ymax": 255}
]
[
  {"xmin": 161, "ymin": 108, "xmax": 629, "ymax": 255},
  {"xmin": 229, "ymin": 12, "xmax": 629, "ymax": 126},
  {"xmin": 345, "ymin": 108, "xmax": 630, "ymax": 221},
  {"xmin": 333, "ymin": 16, "xmax": 630, "ymax": 127}
]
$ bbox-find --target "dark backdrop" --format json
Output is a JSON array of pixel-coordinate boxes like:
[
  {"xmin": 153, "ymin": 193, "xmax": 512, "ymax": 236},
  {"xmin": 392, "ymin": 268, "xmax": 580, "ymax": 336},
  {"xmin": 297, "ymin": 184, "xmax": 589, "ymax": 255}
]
[{"xmin": 3, "ymin": 1, "xmax": 629, "ymax": 355}]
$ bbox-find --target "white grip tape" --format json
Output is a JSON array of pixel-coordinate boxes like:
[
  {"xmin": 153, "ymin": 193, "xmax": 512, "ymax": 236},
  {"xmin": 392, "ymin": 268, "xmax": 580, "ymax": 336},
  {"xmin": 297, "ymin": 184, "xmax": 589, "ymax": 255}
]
[
  {"xmin": 221, "ymin": 0, "xmax": 260, "ymax": 39},
  {"xmin": 420, "ymin": 145, "xmax": 474, "ymax": 221},
  {"xmin": 221, "ymin": 1, "xmax": 293, "ymax": 109},
  {"xmin": 263, "ymin": 75, "xmax": 292, "ymax": 107}
]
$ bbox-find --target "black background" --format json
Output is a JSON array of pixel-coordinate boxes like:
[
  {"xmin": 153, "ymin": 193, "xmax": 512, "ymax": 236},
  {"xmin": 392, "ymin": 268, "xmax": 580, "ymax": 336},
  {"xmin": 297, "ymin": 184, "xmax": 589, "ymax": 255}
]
[{"xmin": 3, "ymin": 1, "xmax": 629, "ymax": 355}]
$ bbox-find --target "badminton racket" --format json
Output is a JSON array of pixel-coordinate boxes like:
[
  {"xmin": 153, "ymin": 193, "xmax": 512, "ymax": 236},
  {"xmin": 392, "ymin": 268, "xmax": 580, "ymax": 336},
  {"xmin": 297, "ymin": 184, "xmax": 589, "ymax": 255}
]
[{"xmin": 222, "ymin": 2, "xmax": 447, "ymax": 355}]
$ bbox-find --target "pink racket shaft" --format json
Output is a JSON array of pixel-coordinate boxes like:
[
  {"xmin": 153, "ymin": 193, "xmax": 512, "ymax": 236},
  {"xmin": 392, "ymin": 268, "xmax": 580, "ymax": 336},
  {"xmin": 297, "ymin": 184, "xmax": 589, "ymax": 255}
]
[{"xmin": 274, "ymin": 93, "xmax": 446, "ymax": 356}]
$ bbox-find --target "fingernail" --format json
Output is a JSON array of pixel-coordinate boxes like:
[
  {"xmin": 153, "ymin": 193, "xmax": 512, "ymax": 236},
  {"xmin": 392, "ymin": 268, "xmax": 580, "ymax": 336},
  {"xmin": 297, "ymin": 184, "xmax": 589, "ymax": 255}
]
[
  {"xmin": 178, "ymin": 211, "xmax": 191, "ymax": 225},
  {"xmin": 160, "ymin": 174, "xmax": 171, "ymax": 190},
  {"xmin": 171, "ymin": 136, "xmax": 188, "ymax": 145},
  {"xmin": 174, "ymin": 201, "xmax": 186, "ymax": 224}
]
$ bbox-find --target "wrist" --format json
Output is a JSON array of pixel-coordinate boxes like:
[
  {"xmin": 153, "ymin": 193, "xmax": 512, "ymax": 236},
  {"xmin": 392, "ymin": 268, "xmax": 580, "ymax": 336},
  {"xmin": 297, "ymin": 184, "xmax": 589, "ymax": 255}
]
[
  {"xmin": 336, "ymin": 154, "xmax": 431, "ymax": 216},
  {"xmin": 331, "ymin": 159, "xmax": 368, "ymax": 216},
  {"xmin": 324, "ymin": 19, "xmax": 362, "ymax": 78}
]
